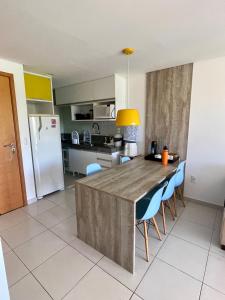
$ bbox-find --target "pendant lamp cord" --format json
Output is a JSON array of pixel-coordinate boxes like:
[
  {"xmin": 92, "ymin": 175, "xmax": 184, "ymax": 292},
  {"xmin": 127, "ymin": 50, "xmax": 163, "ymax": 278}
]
[{"xmin": 127, "ymin": 55, "xmax": 130, "ymax": 109}]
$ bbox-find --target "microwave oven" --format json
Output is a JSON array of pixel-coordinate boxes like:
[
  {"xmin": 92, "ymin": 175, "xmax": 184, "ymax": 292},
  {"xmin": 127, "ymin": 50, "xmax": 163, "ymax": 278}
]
[{"xmin": 93, "ymin": 104, "xmax": 115, "ymax": 119}]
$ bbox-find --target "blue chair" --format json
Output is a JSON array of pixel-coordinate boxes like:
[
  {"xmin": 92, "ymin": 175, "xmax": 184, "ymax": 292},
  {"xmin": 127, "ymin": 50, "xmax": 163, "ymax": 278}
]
[
  {"xmin": 86, "ymin": 163, "xmax": 102, "ymax": 176},
  {"xmin": 136, "ymin": 183, "xmax": 167, "ymax": 262},
  {"xmin": 161, "ymin": 172, "xmax": 177, "ymax": 234},
  {"xmin": 174, "ymin": 161, "xmax": 186, "ymax": 209},
  {"xmin": 120, "ymin": 156, "xmax": 131, "ymax": 164}
]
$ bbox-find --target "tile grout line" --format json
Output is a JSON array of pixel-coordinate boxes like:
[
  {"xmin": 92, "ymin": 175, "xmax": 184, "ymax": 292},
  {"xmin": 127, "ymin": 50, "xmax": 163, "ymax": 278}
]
[
  {"xmin": 3, "ymin": 228, "xmax": 49, "ymax": 250},
  {"xmin": 198, "ymin": 207, "xmax": 219, "ymax": 300},
  {"xmin": 50, "ymin": 204, "xmax": 186, "ymax": 298},
  {"xmin": 1, "ymin": 195, "xmax": 91, "ymax": 298},
  {"xmin": 4, "ymin": 197, "xmax": 222, "ymax": 299},
  {"xmin": 4, "ymin": 207, "xmax": 106, "ymax": 298},
  {"xmin": 156, "ymin": 256, "xmax": 203, "ymax": 284},
  {"xmin": 60, "ymin": 258, "xmax": 101, "ymax": 299},
  {"xmin": 4, "ymin": 201, "xmax": 176, "ymax": 298},
  {"xmin": 96, "ymin": 261, "xmax": 137, "ymax": 295},
  {"xmin": 132, "ymin": 200, "xmax": 186, "ymax": 298},
  {"xmin": 1, "ymin": 204, "xmax": 75, "ymax": 251},
  {"xmin": 169, "ymin": 232, "xmax": 211, "ymax": 252},
  {"xmin": 9, "ymin": 242, "xmax": 69, "ymax": 299},
  {"xmin": 17, "ymin": 272, "xmax": 54, "ymax": 300},
  {"xmin": 7, "ymin": 223, "xmax": 104, "ymax": 299},
  {"xmin": 2, "ymin": 198, "xmax": 182, "ymax": 297},
  {"xmin": 203, "ymin": 283, "xmax": 225, "ymax": 297}
]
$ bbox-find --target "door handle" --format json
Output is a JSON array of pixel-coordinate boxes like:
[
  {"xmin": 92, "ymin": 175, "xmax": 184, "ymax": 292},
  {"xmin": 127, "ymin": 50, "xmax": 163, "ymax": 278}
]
[{"xmin": 3, "ymin": 143, "xmax": 16, "ymax": 153}]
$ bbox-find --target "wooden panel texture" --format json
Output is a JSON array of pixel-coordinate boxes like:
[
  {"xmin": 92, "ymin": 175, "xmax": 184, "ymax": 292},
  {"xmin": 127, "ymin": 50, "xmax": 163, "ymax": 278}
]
[
  {"xmin": 76, "ymin": 157, "xmax": 177, "ymax": 203},
  {"xmin": 145, "ymin": 64, "xmax": 193, "ymax": 159},
  {"xmin": 75, "ymin": 183, "xmax": 135, "ymax": 273}
]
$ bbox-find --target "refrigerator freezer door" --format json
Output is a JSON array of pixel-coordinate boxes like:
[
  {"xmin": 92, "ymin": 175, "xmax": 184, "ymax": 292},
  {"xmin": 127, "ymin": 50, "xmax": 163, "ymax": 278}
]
[{"xmin": 29, "ymin": 115, "xmax": 64, "ymax": 198}]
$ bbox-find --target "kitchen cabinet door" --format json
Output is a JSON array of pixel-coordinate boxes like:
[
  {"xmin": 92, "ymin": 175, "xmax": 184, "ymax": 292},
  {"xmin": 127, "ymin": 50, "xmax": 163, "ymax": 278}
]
[
  {"xmin": 93, "ymin": 76, "xmax": 115, "ymax": 100},
  {"xmin": 69, "ymin": 149, "xmax": 82, "ymax": 173},
  {"xmin": 68, "ymin": 149, "xmax": 97, "ymax": 174},
  {"xmin": 55, "ymin": 81, "xmax": 94, "ymax": 105},
  {"xmin": 96, "ymin": 152, "xmax": 120, "ymax": 169},
  {"xmin": 79, "ymin": 151, "xmax": 97, "ymax": 174},
  {"xmin": 24, "ymin": 72, "xmax": 53, "ymax": 102}
]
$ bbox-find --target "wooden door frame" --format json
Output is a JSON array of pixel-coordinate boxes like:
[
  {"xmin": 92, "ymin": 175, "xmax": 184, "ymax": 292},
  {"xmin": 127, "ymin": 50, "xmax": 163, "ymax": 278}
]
[{"xmin": 0, "ymin": 71, "xmax": 27, "ymax": 206}]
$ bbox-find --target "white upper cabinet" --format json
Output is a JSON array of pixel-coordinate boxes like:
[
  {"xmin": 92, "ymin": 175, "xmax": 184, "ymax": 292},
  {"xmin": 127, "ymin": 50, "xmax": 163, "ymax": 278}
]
[
  {"xmin": 92, "ymin": 76, "xmax": 115, "ymax": 100},
  {"xmin": 55, "ymin": 74, "xmax": 126, "ymax": 108},
  {"xmin": 55, "ymin": 80, "xmax": 94, "ymax": 104}
]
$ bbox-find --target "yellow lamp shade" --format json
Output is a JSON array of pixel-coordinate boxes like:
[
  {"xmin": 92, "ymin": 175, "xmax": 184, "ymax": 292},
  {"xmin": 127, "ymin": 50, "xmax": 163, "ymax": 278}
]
[{"xmin": 116, "ymin": 109, "xmax": 141, "ymax": 126}]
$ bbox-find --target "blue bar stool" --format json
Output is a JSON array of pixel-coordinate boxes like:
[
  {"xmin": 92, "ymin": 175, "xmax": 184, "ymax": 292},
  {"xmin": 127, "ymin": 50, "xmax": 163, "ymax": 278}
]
[
  {"xmin": 161, "ymin": 172, "xmax": 177, "ymax": 234},
  {"xmin": 120, "ymin": 156, "xmax": 131, "ymax": 164},
  {"xmin": 173, "ymin": 161, "xmax": 186, "ymax": 215},
  {"xmin": 86, "ymin": 163, "xmax": 102, "ymax": 176},
  {"xmin": 136, "ymin": 183, "xmax": 167, "ymax": 262}
]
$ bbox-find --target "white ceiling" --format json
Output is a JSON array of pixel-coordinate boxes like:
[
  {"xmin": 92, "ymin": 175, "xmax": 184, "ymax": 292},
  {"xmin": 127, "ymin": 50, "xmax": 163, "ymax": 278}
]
[{"xmin": 1, "ymin": 0, "xmax": 225, "ymax": 87}]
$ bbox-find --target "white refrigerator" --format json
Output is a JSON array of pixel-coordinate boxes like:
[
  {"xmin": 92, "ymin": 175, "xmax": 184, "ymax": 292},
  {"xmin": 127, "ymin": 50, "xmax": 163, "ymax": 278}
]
[{"xmin": 29, "ymin": 115, "xmax": 64, "ymax": 199}]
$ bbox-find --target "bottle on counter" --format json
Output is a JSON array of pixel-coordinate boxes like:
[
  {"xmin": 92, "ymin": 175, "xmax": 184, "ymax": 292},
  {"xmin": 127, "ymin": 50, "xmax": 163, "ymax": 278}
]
[
  {"xmin": 150, "ymin": 141, "xmax": 157, "ymax": 155},
  {"xmin": 162, "ymin": 145, "xmax": 169, "ymax": 166},
  {"xmin": 114, "ymin": 128, "xmax": 123, "ymax": 148}
]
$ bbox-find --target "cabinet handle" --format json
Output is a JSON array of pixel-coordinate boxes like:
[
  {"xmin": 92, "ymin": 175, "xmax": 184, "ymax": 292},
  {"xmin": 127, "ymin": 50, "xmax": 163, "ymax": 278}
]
[{"xmin": 97, "ymin": 158, "xmax": 112, "ymax": 162}]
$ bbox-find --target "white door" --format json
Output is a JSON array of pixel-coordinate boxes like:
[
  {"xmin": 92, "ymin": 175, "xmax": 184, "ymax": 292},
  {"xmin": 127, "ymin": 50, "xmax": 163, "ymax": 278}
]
[
  {"xmin": 0, "ymin": 239, "xmax": 10, "ymax": 300},
  {"xmin": 29, "ymin": 115, "xmax": 64, "ymax": 198}
]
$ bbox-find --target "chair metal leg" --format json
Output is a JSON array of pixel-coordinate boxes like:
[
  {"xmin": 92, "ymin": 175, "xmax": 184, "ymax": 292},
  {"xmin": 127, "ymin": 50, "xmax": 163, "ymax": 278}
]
[
  {"xmin": 143, "ymin": 221, "xmax": 149, "ymax": 262},
  {"xmin": 152, "ymin": 217, "xmax": 162, "ymax": 241},
  {"xmin": 173, "ymin": 192, "xmax": 177, "ymax": 217},
  {"xmin": 161, "ymin": 202, "xmax": 166, "ymax": 235},
  {"xmin": 167, "ymin": 200, "xmax": 175, "ymax": 221}
]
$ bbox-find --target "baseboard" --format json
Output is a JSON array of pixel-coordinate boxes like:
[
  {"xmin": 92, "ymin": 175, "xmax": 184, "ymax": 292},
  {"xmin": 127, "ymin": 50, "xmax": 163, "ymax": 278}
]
[
  {"xmin": 184, "ymin": 196, "xmax": 223, "ymax": 210},
  {"xmin": 26, "ymin": 197, "xmax": 37, "ymax": 205}
]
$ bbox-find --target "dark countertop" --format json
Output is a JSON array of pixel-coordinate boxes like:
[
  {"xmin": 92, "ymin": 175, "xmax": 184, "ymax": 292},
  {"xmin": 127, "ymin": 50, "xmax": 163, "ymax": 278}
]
[{"xmin": 62, "ymin": 141, "xmax": 122, "ymax": 154}]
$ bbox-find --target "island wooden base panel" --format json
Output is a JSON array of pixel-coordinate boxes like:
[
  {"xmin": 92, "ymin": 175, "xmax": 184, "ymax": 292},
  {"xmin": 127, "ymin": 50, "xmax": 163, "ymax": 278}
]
[{"xmin": 75, "ymin": 183, "xmax": 135, "ymax": 273}]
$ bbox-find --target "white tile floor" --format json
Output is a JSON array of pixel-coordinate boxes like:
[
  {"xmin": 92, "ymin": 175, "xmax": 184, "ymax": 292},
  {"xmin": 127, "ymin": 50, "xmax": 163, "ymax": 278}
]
[{"xmin": 1, "ymin": 188, "xmax": 225, "ymax": 300}]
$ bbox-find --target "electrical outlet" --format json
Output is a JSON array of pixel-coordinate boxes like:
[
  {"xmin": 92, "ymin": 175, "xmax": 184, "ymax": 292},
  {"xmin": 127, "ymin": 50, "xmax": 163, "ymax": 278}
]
[{"xmin": 190, "ymin": 176, "xmax": 196, "ymax": 184}]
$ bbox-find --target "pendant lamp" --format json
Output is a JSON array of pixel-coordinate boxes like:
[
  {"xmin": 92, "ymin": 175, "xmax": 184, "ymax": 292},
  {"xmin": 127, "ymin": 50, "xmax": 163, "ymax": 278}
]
[{"xmin": 116, "ymin": 48, "xmax": 141, "ymax": 127}]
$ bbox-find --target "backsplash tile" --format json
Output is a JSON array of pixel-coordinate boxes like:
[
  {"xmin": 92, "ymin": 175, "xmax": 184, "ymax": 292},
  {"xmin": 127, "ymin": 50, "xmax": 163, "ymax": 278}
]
[{"xmin": 56, "ymin": 105, "xmax": 117, "ymax": 136}]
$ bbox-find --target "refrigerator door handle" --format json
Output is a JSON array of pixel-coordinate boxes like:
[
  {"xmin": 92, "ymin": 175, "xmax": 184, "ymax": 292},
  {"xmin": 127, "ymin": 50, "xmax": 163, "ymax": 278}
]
[{"xmin": 38, "ymin": 116, "xmax": 42, "ymax": 140}]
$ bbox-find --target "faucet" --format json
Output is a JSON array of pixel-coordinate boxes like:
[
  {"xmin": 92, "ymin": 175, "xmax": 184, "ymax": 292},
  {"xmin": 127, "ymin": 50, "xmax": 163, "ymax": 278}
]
[{"xmin": 92, "ymin": 122, "xmax": 100, "ymax": 135}]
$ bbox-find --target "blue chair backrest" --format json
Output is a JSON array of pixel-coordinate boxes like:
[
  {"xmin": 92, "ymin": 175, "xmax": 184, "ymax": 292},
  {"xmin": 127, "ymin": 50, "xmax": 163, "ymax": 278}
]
[
  {"xmin": 136, "ymin": 184, "xmax": 166, "ymax": 221},
  {"xmin": 175, "ymin": 161, "xmax": 186, "ymax": 187},
  {"xmin": 86, "ymin": 163, "xmax": 102, "ymax": 176},
  {"xmin": 162, "ymin": 172, "xmax": 176, "ymax": 201},
  {"xmin": 121, "ymin": 156, "xmax": 131, "ymax": 164}
]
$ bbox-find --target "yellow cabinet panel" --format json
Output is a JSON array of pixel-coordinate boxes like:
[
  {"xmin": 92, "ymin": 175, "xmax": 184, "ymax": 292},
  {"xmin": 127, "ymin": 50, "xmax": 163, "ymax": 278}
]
[{"xmin": 24, "ymin": 73, "xmax": 52, "ymax": 101}]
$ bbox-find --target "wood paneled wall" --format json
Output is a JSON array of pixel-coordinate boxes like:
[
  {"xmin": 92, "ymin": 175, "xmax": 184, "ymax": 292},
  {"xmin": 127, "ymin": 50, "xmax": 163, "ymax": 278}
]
[{"xmin": 145, "ymin": 64, "xmax": 193, "ymax": 160}]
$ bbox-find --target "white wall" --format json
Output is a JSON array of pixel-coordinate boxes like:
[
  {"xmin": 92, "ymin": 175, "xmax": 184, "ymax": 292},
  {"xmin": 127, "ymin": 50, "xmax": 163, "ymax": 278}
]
[
  {"xmin": 129, "ymin": 73, "xmax": 146, "ymax": 154},
  {"xmin": 0, "ymin": 239, "xmax": 10, "ymax": 300},
  {"xmin": 184, "ymin": 57, "xmax": 225, "ymax": 206},
  {"xmin": 0, "ymin": 58, "xmax": 36, "ymax": 204}
]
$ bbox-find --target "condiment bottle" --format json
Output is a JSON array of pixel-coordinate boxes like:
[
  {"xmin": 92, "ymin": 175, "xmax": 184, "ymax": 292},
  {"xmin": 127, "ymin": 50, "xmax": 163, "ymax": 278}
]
[
  {"xmin": 162, "ymin": 145, "xmax": 168, "ymax": 166},
  {"xmin": 114, "ymin": 128, "xmax": 122, "ymax": 148}
]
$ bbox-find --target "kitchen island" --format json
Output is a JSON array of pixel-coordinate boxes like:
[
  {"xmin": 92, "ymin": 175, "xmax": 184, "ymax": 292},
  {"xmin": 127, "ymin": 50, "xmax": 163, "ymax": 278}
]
[{"xmin": 75, "ymin": 157, "xmax": 177, "ymax": 273}]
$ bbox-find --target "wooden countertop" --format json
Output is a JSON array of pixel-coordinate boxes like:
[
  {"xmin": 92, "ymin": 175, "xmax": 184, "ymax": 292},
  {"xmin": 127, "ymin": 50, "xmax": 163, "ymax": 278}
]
[{"xmin": 76, "ymin": 157, "xmax": 177, "ymax": 203}]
